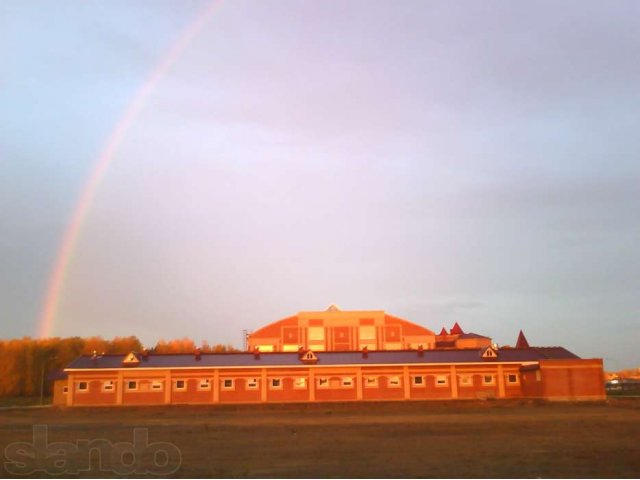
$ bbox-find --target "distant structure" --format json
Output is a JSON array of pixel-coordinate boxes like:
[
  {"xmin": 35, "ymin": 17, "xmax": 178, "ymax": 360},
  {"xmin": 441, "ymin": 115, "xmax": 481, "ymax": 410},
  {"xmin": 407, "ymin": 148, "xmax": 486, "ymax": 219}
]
[
  {"xmin": 247, "ymin": 305, "xmax": 437, "ymax": 352},
  {"xmin": 54, "ymin": 305, "xmax": 605, "ymax": 406},
  {"xmin": 241, "ymin": 329, "xmax": 251, "ymax": 352}
]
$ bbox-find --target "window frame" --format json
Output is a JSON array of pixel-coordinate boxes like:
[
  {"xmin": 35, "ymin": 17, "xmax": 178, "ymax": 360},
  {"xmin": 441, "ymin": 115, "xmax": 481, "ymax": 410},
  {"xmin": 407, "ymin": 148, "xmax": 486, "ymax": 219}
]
[
  {"xmin": 76, "ymin": 381, "xmax": 88, "ymax": 392},
  {"xmin": 459, "ymin": 374, "xmax": 473, "ymax": 387},
  {"xmin": 294, "ymin": 377, "xmax": 307, "ymax": 389},
  {"xmin": 387, "ymin": 376, "xmax": 401, "ymax": 388},
  {"xmin": 126, "ymin": 380, "xmax": 138, "ymax": 391},
  {"xmin": 317, "ymin": 377, "xmax": 329, "ymax": 388},
  {"xmin": 151, "ymin": 381, "xmax": 163, "ymax": 391},
  {"xmin": 435, "ymin": 375, "xmax": 449, "ymax": 387},
  {"xmin": 174, "ymin": 379, "xmax": 186, "ymax": 391},
  {"xmin": 482, "ymin": 374, "xmax": 495, "ymax": 386},
  {"xmin": 221, "ymin": 378, "xmax": 235, "ymax": 390},
  {"xmin": 198, "ymin": 379, "xmax": 211, "ymax": 391},
  {"xmin": 507, "ymin": 373, "xmax": 519, "ymax": 384},
  {"xmin": 246, "ymin": 378, "xmax": 259, "ymax": 390},
  {"xmin": 102, "ymin": 380, "xmax": 115, "ymax": 392},
  {"xmin": 341, "ymin": 377, "xmax": 354, "ymax": 388},
  {"xmin": 270, "ymin": 378, "xmax": 283, "ymax": 390},
  {"xmin": 365, "ymin": 376, "xmax": 378, "ymax": 388},
  {"xmin": 412, "ymin": 375, "xmax": 424, "ymax": 387}
]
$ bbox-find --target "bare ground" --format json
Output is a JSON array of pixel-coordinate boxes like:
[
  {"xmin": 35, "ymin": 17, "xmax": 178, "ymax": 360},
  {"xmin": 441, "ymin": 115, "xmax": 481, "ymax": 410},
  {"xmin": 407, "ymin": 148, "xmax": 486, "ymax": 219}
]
[{"xmin": 1, "ymin": 399, "xmax": 639, "ymax": 478}]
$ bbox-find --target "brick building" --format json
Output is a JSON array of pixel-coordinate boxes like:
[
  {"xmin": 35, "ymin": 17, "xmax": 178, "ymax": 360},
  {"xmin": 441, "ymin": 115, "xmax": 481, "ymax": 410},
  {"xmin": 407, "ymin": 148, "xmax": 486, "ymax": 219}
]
[{"xmin": 54, "ymin": 306, "xmax": 605, "ymax": 406}]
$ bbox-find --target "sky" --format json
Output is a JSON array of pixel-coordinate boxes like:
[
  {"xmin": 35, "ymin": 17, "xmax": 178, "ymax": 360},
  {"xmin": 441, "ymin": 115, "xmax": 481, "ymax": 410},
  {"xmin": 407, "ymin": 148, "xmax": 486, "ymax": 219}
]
[{"xmin": 1, "ymin": 0, "xmax": 638, "ymax": 370}]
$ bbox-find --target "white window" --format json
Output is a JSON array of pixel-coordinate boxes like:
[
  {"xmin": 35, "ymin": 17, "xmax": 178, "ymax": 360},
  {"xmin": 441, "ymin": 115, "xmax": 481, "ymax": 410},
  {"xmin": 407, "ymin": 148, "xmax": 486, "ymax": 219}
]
[
  {"xmin": 507, "ymin": 374, "xmax": 519, "ymax": 384},
  {"xmin": 341, "ymin": 377, "xmax": 353, "ymax": 387},
  {"xmin": 76, "ymin": 381, "xmax": 88, "ymax": 392},
  {"xmin": 63, "ymin": 386, "xmax": 68, "ymax": 394},
  {"xmin": 483, "ymin": 375, "xmax": 495, "ymax": 385},
  {"xmin": 359, "ymin": 326, "xmax": 376, "ymax": 340},
  {"xmin": 365, "ymin": 376, "xmax": 378, "ymax": 388},
  {"xmin": 102, "ymin": 380, "xmax": 114, "ymax": 392},
  {"xmin": 308, "ymin": 327, "xmax": 325, "ymax": 341},
  {"xmin": 388, "ymin": 376, "xmax": 401, "ymax": 387},
  {"xmin": 294, "ymin": 377, "xmax": 307, "ymax": 389},
  {"xmin": 151, "ymin": 381, "xmax": 163, "ymax": 391},
  {"xmin": 199, "ymin": 379, "xmax": 211, "ymax": 390},
  {"xmin": 126, "ymin": 380, "xmax": 137, "ymax": 391},
  {"xmin": 459, "ymin": 375, "xmax": 473, "ymax": 386},
  {"xmin": 436, "ymin": 375, "xmax": 448, "ymax": 387},
  {"xmin": 317, "ymin": 377, "xmax": 329, "ymax": 388},
  {"xmin": 222, "ymin": 379, "xmax": 234, "ymax": 390},
  {"xmin": 246, "ymin": 378, "xmax": 259, "ymax": 389},
  {"xmin": 270, "ymin": 378, "xmax": 282, "ymax": 389},
  {"xmin": 174, "ymin": 379, "xmax": 186, "ymax": 391},
  {"xmin": 412, "ymin": 376, "xmax": 424, "ymax": 386}
]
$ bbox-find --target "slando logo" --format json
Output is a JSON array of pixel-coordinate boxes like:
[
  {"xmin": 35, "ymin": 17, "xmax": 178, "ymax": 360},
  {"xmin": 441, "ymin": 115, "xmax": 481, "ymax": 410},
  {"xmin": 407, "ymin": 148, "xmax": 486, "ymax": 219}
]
[{"xmin": 3, "ymin": 425, "xmax": 182, "ymax": 475}]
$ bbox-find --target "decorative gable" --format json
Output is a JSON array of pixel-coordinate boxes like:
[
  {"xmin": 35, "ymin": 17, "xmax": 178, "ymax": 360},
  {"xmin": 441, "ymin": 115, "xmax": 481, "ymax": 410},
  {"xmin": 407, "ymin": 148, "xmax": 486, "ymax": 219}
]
[
  {"xmin": 481, "ymin": 346, "xmax": 498, "ymax": 360},
  {"xmin": 122, "ymin": 352, "xmax": 140, "ymax": 367},
  {"xmin": 300, "ymin": 350, "xmax": 318, "ymax": 364}
]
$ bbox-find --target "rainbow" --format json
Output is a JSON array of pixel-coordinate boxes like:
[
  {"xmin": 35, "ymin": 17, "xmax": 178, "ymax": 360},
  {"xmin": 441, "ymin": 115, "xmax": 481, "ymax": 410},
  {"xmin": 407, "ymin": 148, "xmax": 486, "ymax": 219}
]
[{"xmin": 38, "ymin": 0, "xmax": 222, "ymax": 338}]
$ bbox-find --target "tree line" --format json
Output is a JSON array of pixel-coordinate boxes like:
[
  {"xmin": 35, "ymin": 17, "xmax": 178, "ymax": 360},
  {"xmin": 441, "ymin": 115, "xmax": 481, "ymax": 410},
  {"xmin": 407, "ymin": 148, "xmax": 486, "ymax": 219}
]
[{"xmin": 0, "ymin": 336, "xmax": 238, "ymax": 397}]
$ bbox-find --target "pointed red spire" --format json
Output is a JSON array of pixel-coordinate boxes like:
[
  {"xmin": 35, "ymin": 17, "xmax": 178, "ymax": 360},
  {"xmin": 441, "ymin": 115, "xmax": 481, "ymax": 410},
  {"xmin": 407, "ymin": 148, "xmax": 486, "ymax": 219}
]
[
  {"xmin": 438, "ymin": 327, "xmax": 447, "ymax": 336},
  {"xmin": 450, "ymin": 322, "xmax": 464, "ymax": 335},
  {"xmin": 516, "ymin": 330, "xmax": 530, "ymax": 349}
]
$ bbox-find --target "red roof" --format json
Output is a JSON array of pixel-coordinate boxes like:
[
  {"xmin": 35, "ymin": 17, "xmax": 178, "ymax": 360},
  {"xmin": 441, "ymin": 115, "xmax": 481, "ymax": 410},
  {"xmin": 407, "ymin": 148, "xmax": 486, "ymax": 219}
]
[
  {"xmin": 516, "ymin": 330, "xmax": 530, "ymax": 349},
  {"xmin": 438, "ymin": 327, "xmax": 447, "ymax": 336},
  {"xmin": 450, "ymin": 322, "xmax": 464, "ymax": 335}
]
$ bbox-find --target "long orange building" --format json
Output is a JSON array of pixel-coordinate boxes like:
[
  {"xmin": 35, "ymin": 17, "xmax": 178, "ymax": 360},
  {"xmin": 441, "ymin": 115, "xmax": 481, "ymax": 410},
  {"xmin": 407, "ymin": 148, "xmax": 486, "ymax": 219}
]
[{"xmin": 54, "ymin": 306, "xmax": 605, "ymax": 406}]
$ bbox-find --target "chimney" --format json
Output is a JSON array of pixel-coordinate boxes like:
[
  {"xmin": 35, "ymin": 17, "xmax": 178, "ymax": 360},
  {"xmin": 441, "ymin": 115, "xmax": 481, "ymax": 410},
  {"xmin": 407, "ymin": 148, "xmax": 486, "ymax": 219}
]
[
  {"xmin": 362, "ymin": 346, "xmax": 368, "ymax": 359},
  {"xmin": 194, "ymin": 348, "xmax": 201, "ymax": 361},
  {"xmin": 253, "ymin": 346, "xmax": 260, "ymax": 360},
  {"xmin": 417, "ymin": 344, "xmax": 424, "ymax": 357}
]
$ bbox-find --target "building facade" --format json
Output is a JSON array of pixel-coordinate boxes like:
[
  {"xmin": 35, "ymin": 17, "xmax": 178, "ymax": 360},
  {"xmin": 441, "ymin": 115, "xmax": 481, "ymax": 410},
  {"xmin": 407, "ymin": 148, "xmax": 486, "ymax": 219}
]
[
  {"xmin": 246, "ymin": 305, "xmax": 438, "ymax": 352},
  {"xmin": 55, "ymin": 307, "xmax": 605, "ymax": 406}
]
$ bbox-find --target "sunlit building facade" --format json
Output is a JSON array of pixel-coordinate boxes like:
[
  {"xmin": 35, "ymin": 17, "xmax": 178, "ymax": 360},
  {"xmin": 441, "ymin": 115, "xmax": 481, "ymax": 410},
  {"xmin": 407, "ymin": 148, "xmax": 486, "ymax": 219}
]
[{"xmin": 55, "ymin": 306, "xmax": 605, "ymax": 406}]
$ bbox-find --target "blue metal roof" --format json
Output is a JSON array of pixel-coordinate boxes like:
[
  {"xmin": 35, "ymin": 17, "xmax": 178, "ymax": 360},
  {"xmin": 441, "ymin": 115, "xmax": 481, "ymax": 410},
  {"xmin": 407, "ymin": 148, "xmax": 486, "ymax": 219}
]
[{"xmin": 65, "ymin": 347, "xmax": 579, "ymax": 371}]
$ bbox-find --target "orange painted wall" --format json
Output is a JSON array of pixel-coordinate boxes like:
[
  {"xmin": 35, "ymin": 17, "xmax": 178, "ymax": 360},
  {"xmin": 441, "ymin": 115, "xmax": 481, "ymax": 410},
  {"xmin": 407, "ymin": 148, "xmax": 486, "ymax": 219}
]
[
  {"xmin": 266, "ymin": 377, "xmax": 309, "ymax": 402},
  {"xmin": 520, "ymin": 370, "xmax": 544, "ymax": 398},
  {"xmin": 72, "ymin": 379, "xmax": 117, "ymax": 406},
  {"xmin": 540, "ymin": 359, "xmax": 605, "ymax": 400},
  {"xmin": 171, "ymin": 378, "xmax": 212, "ymax": 404},
  {"xmin": 362, "ymin": 376, "xmax": 405, "ymax": 401},
  {"xmin": 315, "ymin": 376, "xmax": 358, "ymax": 402},
  {"xmin": 61, "ymin": 358, "xmax": 605, "ymax": 406},
  {"xmin": 52, "ymin": 379, "xmax": 67, "ymax": 406},
  {"xmin": 219, "ymin": 377, "xmax": 261, "ymax": 403}
]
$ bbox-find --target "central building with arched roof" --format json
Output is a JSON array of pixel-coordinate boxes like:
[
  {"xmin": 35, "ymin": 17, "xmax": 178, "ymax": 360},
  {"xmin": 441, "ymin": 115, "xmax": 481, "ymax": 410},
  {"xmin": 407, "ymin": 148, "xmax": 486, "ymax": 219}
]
[{"xmin": 247, "ymin": 304, "xmax": 437, "ymax": 352}]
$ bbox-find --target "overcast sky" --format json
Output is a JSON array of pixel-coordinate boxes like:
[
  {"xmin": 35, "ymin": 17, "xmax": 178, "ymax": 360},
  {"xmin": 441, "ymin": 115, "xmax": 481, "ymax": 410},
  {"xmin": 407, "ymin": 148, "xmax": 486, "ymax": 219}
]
[{"xmin": 1, "ymin": 0, "xmax": 638, "ymax": 370}]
